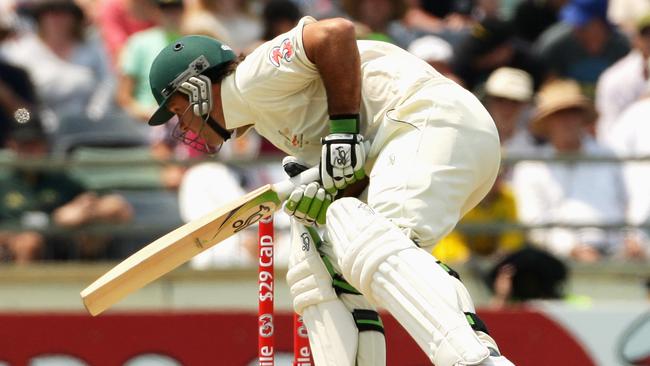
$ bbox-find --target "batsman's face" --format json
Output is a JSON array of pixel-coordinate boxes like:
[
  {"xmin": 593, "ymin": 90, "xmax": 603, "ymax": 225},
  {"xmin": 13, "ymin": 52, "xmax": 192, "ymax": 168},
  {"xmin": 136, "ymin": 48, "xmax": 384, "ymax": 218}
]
[{"xmin": 167, "ymin": 93, "xmax": 223, "ymax": 153}]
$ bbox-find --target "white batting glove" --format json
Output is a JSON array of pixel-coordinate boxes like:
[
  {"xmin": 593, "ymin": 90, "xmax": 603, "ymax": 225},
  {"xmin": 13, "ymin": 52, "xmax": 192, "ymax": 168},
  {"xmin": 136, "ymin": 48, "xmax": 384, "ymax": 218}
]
[
  {"xmin": 284, "ymin": 182, "xmax": 333, "ymax": 226},
  {"xmin": 320, "ymin": 115, "xmax": 366, "ymax": 195}
]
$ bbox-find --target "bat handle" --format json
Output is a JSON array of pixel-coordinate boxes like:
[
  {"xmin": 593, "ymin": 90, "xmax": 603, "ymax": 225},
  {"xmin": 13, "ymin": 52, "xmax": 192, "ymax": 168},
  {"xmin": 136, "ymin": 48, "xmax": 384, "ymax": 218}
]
[{"xmin": 274, "ymin": 167, "xmax": 320, "ymax": 201}]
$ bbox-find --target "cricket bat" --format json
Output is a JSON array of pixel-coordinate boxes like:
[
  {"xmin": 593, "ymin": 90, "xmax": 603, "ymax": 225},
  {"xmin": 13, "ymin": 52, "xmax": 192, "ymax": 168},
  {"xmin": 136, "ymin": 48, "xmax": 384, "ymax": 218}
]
[{"xmin": 81, "ymin": 166, "xmax": 320, "ymax": 316}]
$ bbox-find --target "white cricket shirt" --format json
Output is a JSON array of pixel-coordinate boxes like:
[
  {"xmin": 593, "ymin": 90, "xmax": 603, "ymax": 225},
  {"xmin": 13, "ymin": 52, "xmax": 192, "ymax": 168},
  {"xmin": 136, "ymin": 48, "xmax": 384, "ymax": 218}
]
[{"xmin": 221, "ymin": 16, "xmax": 445, "ymax": 166}]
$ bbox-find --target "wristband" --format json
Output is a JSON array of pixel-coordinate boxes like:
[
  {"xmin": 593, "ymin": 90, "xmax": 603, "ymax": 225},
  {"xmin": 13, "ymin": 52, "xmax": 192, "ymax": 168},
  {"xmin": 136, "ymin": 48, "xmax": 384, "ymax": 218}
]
[{"xmin": 329, "ymin": 114, "xmax": 360, "ymax": 134}]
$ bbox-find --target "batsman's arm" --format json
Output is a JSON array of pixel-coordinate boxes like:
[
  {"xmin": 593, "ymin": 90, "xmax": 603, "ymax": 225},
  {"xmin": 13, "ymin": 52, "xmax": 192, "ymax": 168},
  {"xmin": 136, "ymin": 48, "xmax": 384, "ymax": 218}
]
[{"xmin": 302, "ymin": 18, "xmax": 360, "ymax": 117}]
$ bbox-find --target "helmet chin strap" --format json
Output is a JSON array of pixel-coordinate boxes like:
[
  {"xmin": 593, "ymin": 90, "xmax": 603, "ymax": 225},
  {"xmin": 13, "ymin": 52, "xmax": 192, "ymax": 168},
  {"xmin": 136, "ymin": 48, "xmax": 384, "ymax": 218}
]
[{"xmin": 205, "ymin": 115, "xmax": 231, "ymax": 141}]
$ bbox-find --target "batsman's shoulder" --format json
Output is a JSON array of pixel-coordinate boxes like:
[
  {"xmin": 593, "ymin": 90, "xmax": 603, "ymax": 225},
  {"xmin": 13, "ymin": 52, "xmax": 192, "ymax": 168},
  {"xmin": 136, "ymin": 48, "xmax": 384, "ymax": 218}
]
[{"xmin": 303, "ymin": 17, "xmax": 355, "ymax": 40}]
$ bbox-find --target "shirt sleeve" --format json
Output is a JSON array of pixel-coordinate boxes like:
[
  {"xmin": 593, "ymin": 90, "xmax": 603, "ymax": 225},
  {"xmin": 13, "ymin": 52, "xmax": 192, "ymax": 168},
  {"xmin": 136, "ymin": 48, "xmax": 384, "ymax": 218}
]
[{"xmin": 237, "ymin": 16, "xmax": 319, "ymax": 96}]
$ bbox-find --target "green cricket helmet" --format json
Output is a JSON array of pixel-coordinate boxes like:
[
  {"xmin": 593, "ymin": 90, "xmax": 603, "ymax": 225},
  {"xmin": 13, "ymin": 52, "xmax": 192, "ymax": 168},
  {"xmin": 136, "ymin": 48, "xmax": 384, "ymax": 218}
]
[{"xmin": 148, "ymin": 35, "xmax": 236, "ymax": 126}]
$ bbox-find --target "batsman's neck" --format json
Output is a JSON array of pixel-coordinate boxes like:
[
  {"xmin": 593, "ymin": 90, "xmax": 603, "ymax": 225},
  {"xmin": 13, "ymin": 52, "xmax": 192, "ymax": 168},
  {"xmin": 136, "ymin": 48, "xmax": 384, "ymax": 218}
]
[{"xmin": 212, "ymin": 82, "xmax": 227, "ymax": 131}]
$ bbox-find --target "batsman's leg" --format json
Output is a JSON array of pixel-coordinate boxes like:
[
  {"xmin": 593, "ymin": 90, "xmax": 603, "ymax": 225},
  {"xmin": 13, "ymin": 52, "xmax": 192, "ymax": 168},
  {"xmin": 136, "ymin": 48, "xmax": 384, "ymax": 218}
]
[
  {"xmin": 338, "ymin": 292, "xmax": 386, "ymax": 366},
  {"xmin": 328, "ymin": 81, "xmax": 515, "ymax": 365},
  {"xmin": 438, "ymin": 258, "xmax": 515, "ymax": 366},
  {"xmin": 326, "ymin": 197, "xmax": 493, "ymax": 366},
  {"xmin": 286, "ymin": 220, "xmax": 386, "ymax": 366}
]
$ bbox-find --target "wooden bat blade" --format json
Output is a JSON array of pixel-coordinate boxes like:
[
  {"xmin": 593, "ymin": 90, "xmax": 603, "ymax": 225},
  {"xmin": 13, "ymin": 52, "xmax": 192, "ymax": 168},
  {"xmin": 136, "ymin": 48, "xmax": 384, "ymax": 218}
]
[{"xmin": 81, "ymin": 184, "xmax": 281, "ymax": 316}]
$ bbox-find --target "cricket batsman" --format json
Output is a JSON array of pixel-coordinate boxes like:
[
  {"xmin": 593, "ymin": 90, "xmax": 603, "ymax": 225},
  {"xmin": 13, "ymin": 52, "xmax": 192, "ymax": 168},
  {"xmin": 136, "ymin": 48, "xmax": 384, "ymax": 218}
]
[{"xmin": 146, "ymin": 16, "xmax": 514, "ymax": 366}]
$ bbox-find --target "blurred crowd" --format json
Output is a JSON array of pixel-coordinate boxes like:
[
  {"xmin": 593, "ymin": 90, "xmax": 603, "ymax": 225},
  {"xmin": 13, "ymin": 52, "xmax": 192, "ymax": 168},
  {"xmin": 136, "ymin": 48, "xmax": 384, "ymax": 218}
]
[{"xmin": 0, "ymin": 0, "xmax": 649, "ymax": 302}]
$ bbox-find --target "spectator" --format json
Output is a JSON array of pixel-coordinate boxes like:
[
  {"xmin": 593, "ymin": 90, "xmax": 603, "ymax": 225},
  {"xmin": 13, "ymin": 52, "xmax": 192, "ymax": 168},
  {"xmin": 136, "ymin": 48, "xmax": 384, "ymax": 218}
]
[
  {"xmin": 511, "ymin": 0, "xmax": 567, "ymax": 44},
  {"xmin": 433, "ymin": 169, "xmax": 524, "ymax": 263},
  {"xmin": 483, "ymin": 67, "xmax": 539, "ymax": 157},
  {"xmin": 608, "ymin": 82, "xmax": 650, "ymax": 260},
  {"xmin": 95, "ymin": 0, "xmax": 156, "ymax": 67},
  {"xmin": 475, "ymin": 0, "xmax": 503, "ymax": 20},
  {"xmin": 181, "ymin": 0, "xmax": 232, "ymax": 46},
  {"xmin": 534, "ymin": 0, "xmax": 630, "ymax": 98},
  {"xmin": 116, "ymin": 0, "xmax": 189, "ymax": 189},
  {"xmin": 416, "ymin": 0, "xmax": 474, "ymax": 20},
  {"xmin": 210, "ymin": 0, "xmax": 262, "ymax": 53},
  {"xmin": 403, "ymin": 0, "xmax": 475, "ymax": 41},
  {"xmin": 0, "ymin": 120, "xmax": 133, "ymax": 263},
  {"xmin": 178, "ymin": 162, "xmax": 254, "ymax": 268},
  {"xmin": 179, "ymin": 155, "xmax": 292, "ymax": 268},
  {"xmin": 512, "ymin": 79, "xmax": 628, "ymax": 262},
  {"xmin": 117, "ymin": 0, "xmax": 184, "ymax": 124},
  {"xmin": 2, "ymin": 0, "xmax": 114, "ymax": 129},
  {"xmin": 608, "ymin": 0, "xmax": 650, "ymax": 37},
  {"xmin": 241, "ymin": 0, "xmax": 302, "ymax": 54},
  {"xmin": 595, "ymin": 12, "xmax": 650, "ymax": 149},
  {"xmin": 0, "ymin": 65, "xmax": 37, "ymax": 148},
  {"xmin": 291, "ymin": 0, "xmax": 342, "ymax": 19},
  {"xmin": 0, "ymin": 12, "xmax": 38, "ymax": 148},
  {"xmin": 261, "ymin": 0, "xmax": 302, "ymax": 42},
  {"xmin": 342, "ymin": 0, "xmax": 415, "ymax": 48},
  {"xmin": 407, "ymin": 34, "xmax": 460, "ymax": 83},
  {"xmin": 452, "ymin": 18, "xmax": 547, "ymax": 92},
  {"xmin": 0, "ymin": 0, "xmax": 16, "ymax": 38},
  {"xmin": 486, "ymin": 246, "xmax": 568, "ymax": 309}
]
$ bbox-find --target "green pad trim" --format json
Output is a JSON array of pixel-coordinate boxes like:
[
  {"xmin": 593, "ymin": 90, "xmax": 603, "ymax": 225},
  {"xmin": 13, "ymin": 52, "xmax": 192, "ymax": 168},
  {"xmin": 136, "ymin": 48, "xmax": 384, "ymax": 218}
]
[
  {"xmin": 436, "ymin": 260, "xmax": 461, "ymax": 281},
  {"xmin": 464, "ymin": 312, "xmax": 489, "ymax": 334},
  {"xmin": 320, "ymin": 255, "xmax": 361, "ymax": 295},
  {"xmin": 352, "ymin": 309, "xmax": 384, "ymax": 334}
]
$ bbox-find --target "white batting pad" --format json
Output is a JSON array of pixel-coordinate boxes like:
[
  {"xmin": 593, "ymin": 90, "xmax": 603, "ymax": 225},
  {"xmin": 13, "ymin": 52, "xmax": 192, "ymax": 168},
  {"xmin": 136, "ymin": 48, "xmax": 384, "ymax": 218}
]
[
  {"xmin": 287, "ymin": 220, "xmax": 358, "ymax": 365},
  {"xmin": 357, "ymin": 325, "xmax": 387, "ymax": 366},
  {"xmin": 326, "ymin": 198, "xmax": 489, "ymax": 366},
  {"xmin": 339, "ymin": 293, "xmax": 387, "ymax": 366},
  {"xmin": 302, "ymin": 301, "xmax": 359, "ymax": 366},
  {"xmin": 287, "ymin": 221, "xmax": 338, "ymax": 314},
  {"xmin": 480, "ymin": 356, "xmax": 516, "ymax": 366}
]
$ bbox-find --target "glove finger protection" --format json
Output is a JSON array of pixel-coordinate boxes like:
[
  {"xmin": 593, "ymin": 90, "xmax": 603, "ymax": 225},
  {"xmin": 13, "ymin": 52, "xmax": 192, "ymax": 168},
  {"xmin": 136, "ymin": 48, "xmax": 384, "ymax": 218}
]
[{"xmin": 283, "ymin": 182, "xmax": 332, "ymax": 226}]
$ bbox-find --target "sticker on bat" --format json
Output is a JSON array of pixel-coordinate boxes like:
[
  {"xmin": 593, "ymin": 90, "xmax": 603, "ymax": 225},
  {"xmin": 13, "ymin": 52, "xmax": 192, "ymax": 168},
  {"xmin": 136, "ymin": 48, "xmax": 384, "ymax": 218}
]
[{"xmin": 232, "ymin": 204, "xmax": 272, "ymax": 233}]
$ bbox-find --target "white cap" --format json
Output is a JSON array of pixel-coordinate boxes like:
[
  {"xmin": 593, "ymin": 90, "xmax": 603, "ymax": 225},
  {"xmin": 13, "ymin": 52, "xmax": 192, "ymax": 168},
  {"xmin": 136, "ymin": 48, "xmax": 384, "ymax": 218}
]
[
  {"xmin": 485, "ymin": 67, "xmax": 533, "ymax": 102},
  {"xmin": 407, "ymin": 35, "xmax": 453, "ymax": 63}
]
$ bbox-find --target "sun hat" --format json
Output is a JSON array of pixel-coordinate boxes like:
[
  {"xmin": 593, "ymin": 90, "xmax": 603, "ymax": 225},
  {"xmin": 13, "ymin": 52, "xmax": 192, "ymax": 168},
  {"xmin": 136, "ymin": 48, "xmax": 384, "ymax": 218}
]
[
  {"xmin": 530, "ymin": 79, "xmax": 596, "ymax": 134},
  {"xmin": 485, "ymin": 67, "xmax": 534, "ymax": 102}
]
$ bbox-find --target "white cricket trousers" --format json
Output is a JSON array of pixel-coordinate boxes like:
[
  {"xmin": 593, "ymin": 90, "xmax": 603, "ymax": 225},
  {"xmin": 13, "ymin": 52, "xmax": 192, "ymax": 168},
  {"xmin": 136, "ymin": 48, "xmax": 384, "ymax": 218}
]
[{"xmin": 364, "ymin": 80, "xmax": 501, "ymax": 249}]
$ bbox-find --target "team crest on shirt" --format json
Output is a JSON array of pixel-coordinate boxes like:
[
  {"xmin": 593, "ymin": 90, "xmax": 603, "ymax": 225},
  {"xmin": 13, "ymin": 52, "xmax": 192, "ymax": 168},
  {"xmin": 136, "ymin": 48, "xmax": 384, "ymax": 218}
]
[
  {"xmin": 278, "ymin": 128, "xmax": 304, "ymax": 148},
  {"xmin": 269, "ymin": 38, "xmax": 294, "ymax": 67}
]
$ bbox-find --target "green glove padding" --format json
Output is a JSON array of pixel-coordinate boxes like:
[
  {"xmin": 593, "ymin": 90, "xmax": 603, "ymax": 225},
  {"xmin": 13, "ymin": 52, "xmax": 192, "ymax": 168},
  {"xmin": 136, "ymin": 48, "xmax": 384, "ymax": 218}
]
[
  {"xmin": 321, "ymin": 115, "xmax": 366, "ymax": 195},
  {"xmin": 284, "ymin": 182, "xmax": 333, "ymax": 226}
]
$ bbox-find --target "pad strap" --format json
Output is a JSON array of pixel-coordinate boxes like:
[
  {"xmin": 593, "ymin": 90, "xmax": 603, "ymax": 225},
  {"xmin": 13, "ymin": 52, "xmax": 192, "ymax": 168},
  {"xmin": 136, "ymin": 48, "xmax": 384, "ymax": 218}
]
[
  {"xmin": 321, "ymin": 254, "xmax": 361, "ymax": 295},
  {"xmin": 436, "ymin": 260, "xmax": 461, "ymax": 281},
  {"xmin": 465, "ymin": 312, "xmax": 490, "ymax": 334},
  {"xmin": 306, "ymin": 226, "xmax": 362, "ymax": 295},
  {"xmin": 352, "ymin": 309, "xmax": 384, "ymax": 334}
]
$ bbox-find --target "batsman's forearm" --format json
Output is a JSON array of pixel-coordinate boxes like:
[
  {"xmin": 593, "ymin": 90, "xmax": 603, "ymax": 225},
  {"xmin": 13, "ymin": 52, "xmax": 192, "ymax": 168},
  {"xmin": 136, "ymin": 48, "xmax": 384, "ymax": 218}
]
[{"xmin": 303, "ymin": 18, "xmax": 361, "ymax": 116}]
